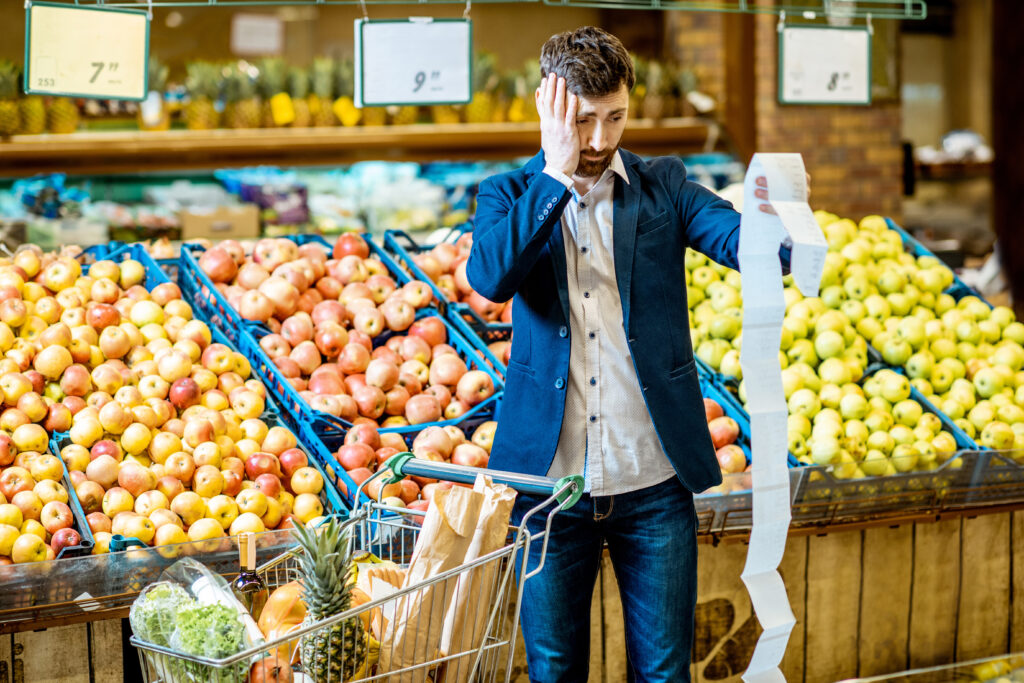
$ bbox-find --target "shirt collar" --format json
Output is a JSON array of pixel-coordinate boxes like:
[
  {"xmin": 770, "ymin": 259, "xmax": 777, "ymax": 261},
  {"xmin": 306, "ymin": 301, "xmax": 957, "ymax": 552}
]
[{"xmin": 608, "ymin": 150, "xmax": 629, "ymax": 185}]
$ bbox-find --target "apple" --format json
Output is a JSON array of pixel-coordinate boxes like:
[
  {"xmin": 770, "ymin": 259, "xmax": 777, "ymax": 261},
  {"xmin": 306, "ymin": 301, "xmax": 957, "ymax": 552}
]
[
  {"xmin": 406, "ymin": 395, "xmax": 443, "ymax": 425},
  {"xmin": 452, "ymin": 443, "xmax": 489, "ymax": 468},
  {"xmin": 292, "ymin": 493, "xmax": 323, "ymax": 523},
  {"xmin": 455, "ymin": 370, "xmax": 494, "ymax": 406},
  {"xmin": 291, "ymin": 467, "xmax": 324, "ymax": 495},
  {"xmin": 337, "ymin": 443, "xmax": 375, "ymax": 471},
  {"xmin": 75, "ymin": 480, "xmax": 106, "ymax": 514},
  {"xmin": 11, "ymin": 533, "xmax": 47, "ymax": 563},
  {"xmin": 274, "ymin": 448, "xmax": 308, "ymax": 479},
  {"xmin": 102, "ymin": 487, "xmax": 135, "ymax": 518},
  {"xmin": 12, "ymin": 490, "xmax": 44, "ymax": 523},
  {"xmin": 353, "ymin": 385, "xmax": 386, "ymax": 419},
  {"xmin": 135, "ymin": 490, "xmax": 170, "ymax": 517},
  {"xmin": 716, "ymin": 445, "xmax": 747, "ymax": 474},
  {"xmin": 0, "ymin": 503, "xmax": 22, "ymax": 528},
  {"xmin": 193, "ymin": 465, "xmax": 224, "ymax": 498},
  {"xmin": 707, "ymin": 417, "xmax": 740, "ymax": 450},
  {"xmin": 246, "ymin": 452, "xmax": 283, "ymax": 480}
]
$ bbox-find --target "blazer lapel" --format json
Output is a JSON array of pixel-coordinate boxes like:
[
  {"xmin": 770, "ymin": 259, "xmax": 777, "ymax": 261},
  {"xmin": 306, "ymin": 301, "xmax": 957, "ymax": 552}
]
[
  {"xmin": 548, "ymin": 219, "xmax": 571, "ymax": 323},
  {"xmin": 524, "ymin": 151, "xmax": 571, "ymax": 323},
  {"xmin": 613, "ymin": 162, "xmax": 641, "ymax": 330}
]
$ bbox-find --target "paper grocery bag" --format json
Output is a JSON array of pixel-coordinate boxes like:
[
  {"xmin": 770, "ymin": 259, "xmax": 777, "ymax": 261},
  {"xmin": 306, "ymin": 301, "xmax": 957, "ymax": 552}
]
[
  {"xmin": 379, "ymin": 484, "xmax": 485, "ymax": 683},
  {"xmin": 437, "ymin": 475, "xmax": 517, "ymax": 683}
]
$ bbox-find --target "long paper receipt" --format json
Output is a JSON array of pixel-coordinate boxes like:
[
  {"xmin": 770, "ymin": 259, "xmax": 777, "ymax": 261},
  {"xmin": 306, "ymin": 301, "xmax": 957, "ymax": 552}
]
[{"xmin": 738, "ymin": 154, "xmax": 826, "ymax": 682}]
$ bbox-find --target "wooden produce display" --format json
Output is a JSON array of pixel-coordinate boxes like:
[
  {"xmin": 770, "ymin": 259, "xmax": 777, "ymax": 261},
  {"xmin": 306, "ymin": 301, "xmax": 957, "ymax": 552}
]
[{"xmin": 0, "ymin": 118, "xmax": 718, "ymax": 177}]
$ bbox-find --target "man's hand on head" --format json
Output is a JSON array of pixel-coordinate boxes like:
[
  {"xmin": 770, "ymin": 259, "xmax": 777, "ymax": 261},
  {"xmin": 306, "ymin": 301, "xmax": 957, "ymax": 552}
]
[{"xmin": 536, "ymin": 75, "xmax": 580, "ymax": 178}]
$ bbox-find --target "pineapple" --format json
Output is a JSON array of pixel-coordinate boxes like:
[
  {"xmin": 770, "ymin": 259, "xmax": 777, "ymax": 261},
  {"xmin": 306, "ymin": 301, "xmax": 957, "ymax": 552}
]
[
  {"xmin": 464, "ymin": 52, "xmax": 499, "ymax": 124},
  {"xmin": 223, "ymin": 64, "xmax": 261, "ymax": 129},
  {"xmin": 630, "ymin": 55, "xmax": 648, "ymax": 120},
  {"xmin": 671, "ymin": 65, "xmax": 698, "ymax": 117},
  {"xmin": 521, "ymin": 60, "xmax": 542, "ymax": 123},
  {"xmin": 258, "ymin": 58, "xmax": 292, "ymax": 127},
  {"xmin": 137, "ymin": 57, "xmax": 170, "ymax": 131},
  {"xmin": 183, "ymin": 61, "xmax": 221, "ymax": 130},
  {"xmin": 641, "ymin": 59, "xmax": 670, "ymax": 121},
  {"xmin": 19, "ymin": 96, "xmax": 45, "ymax": 135},
  {"xmin": 388, "ymin": 104, "xmax": 419, "ymax": 126},
  {"xmin": 46, "ymin": 97, "xmax": 79, "ymax": 135},
  {"xmin": 289, "ymin": 67, "xmax": 312, "ymax": 128},
  {"xmin": 293, "ymin": 519, "xmax": 367, "ymax": 682},
  {"xmin": 0, "ymin": 60, "xmax": 21, "ymax": 137},
  {"xmin": 333, "ymin": 59, "xmax": 362, "ymax": 128},
  {"xmin": 310, "ymin": 58, "xmax": 338, "ymax": 127}
]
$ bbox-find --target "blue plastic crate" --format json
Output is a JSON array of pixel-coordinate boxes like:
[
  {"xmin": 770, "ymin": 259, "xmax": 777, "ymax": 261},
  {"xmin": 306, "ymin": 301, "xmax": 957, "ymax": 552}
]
[
  {"xmin": 38, "ymin": 439, "xmax": 96, "ymax": 559},
  {"xmin": 52, "ymin": 256, "xmax": 348, "ymax": 552},
  {"xmin": 179, "ymin": 232, "xmax": 410, "ymax": 347},
  {"xmin": 303, "ymin": 396, "xmax": 503, "ymax": 508},
  {"xmin": 241, "ymin": 305, "xmax": 505, "ymax": 442}
]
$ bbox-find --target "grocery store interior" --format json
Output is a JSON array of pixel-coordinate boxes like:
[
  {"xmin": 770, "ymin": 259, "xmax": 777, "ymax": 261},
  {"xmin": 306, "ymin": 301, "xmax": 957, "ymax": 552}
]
[{"xmin": 2, "ymin": 1, "xmax": 1024, "ymax": 682}]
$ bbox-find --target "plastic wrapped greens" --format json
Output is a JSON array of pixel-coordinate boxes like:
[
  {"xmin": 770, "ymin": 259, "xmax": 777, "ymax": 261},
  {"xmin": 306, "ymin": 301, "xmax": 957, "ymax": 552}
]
[{"xmin": 129, "ymin": 558, "xmax": 265, "ymax": 683}]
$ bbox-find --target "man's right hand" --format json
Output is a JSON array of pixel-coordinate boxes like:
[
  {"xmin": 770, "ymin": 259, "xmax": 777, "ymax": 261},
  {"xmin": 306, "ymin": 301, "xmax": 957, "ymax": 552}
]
[{"xmin": 536, "ymin": 74, "xmax": 579, "ymax": 178}]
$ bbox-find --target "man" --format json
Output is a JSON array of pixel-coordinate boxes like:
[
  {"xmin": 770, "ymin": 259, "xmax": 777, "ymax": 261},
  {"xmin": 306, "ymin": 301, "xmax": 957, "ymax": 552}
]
[{"xmin": 467, "ymin": 27, "xmax": 783, "ymax": 682}]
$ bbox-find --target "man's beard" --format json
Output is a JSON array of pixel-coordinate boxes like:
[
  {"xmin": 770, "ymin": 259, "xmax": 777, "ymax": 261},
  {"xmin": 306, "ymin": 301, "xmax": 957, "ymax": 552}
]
[{"xmin": 575, "ymin": 147, "xmax": 617, "ymax": 179}]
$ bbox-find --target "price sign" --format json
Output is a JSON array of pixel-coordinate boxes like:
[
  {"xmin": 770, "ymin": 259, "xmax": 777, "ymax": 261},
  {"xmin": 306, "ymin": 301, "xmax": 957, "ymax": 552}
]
[
  {"xmin": 778, "ymin": 25, "xmax": 871, "ymax": 105},
  {"xmin": 25, "ymin": 2, "xmax": 149, "ymax": 101},
  {"xmin": 354, "ymin": 18, "xmax": 472, "ymax": 107}
]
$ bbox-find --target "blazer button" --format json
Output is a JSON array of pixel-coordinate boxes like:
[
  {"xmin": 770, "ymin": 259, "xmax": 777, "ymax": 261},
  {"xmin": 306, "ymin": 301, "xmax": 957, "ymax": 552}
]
[
  {"xmin": 558, "ymin": 326, "xmax": 568, "ymax": 338},
  {"xmin": 536, "ymin": 214, "xmax": 544, "ymax": 221},
  {"xmin": 555, "ymin": 378, "xmax": 565, "ymax": 389}
]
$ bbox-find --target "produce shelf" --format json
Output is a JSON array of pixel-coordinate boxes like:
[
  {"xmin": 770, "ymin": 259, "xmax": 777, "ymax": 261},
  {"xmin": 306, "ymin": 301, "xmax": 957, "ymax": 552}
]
[{"xmin": 0, "ymin": 119, "xmax": 718, "ymax": 177}]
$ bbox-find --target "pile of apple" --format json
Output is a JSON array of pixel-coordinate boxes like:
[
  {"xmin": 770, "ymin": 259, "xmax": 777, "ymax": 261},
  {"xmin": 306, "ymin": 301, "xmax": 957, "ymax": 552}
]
[
  {"xmin": 326, "ymin": 419, "xmax": 496, "ymax": 509},
  {"xmin": 393, "ymin": 233, "xmax": 513, "ymax": 368},
  {"xmin": 198, "ymin": 235, "xmax": 498, "ymax": 429},
  {"xmin": 0, "ymin": 246, "xmax": 334, "ymax": 560},
  {"xmin": 0, "ymin": 461, "xmax": 84, "ymax": 564},
  {"xmin": 686, "ymin": 212, "xmax": 979, "ymax": 477},
  {"xmin": 704, "ymin": 398, "xmax": 746, "ymax": 476}
]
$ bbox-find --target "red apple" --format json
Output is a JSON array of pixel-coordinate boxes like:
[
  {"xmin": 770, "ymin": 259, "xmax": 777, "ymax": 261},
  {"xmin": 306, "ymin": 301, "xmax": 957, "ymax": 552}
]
[{"xmin": 199, "ymin": 247, "xmax": 239, "ymax": 284}]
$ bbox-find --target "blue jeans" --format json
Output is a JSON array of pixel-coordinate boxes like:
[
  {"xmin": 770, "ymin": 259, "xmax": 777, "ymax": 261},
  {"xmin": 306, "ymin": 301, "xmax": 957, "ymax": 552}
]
[{"xmin": 511, "ymin": 476, "xmax": 697, "ymax": 683}]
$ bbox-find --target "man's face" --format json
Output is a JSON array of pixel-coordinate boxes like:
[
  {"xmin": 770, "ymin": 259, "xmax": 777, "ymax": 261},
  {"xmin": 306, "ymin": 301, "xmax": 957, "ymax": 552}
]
[{"xmin": 573, "ymin": 84, "xmax": 629, "ymax": 179}]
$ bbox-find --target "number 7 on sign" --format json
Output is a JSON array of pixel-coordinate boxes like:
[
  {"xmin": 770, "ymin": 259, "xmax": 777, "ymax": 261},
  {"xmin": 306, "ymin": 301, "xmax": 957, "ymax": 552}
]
[{"xmin": 90, "ymin": 62, "xmax": 118, "ymax": 84}]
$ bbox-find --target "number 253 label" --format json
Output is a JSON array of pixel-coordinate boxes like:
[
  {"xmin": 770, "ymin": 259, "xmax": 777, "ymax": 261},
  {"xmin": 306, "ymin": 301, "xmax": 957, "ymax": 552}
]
[{"xmin": 355, "ymin": 19, "xmax": 472, "ymax": 107}]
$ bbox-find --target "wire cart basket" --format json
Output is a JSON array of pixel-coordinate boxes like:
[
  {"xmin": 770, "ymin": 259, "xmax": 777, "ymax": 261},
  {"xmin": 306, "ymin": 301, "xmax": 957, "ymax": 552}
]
[{"xmin": 130, "ymin": 454, "xmax": 584, "ymax": 683}]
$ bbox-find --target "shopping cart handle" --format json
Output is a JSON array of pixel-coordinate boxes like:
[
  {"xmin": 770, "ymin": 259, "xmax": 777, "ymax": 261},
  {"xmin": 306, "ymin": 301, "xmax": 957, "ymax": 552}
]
[{"xmin": 384, "ymin": 453, "xmax": 584, "ymax": 510}]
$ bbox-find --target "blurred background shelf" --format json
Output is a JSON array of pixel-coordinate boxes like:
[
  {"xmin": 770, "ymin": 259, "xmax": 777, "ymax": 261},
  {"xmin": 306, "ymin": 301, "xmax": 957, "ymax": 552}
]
[{"xmin": 0, "ymin": 118, "xmax": 719, "ymax": 176}]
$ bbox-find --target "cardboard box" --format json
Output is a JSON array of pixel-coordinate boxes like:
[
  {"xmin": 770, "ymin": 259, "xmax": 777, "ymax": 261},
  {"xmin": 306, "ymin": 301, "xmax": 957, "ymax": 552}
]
[{"xmin": 179, "ymin": 204, "xmax": 260, "ymax": 241}]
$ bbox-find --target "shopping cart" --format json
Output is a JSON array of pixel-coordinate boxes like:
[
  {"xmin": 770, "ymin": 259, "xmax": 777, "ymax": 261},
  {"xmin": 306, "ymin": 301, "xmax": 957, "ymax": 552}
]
[{"xmin": 130, "ymin": 454, "xmax": 584, "ymax": 683}]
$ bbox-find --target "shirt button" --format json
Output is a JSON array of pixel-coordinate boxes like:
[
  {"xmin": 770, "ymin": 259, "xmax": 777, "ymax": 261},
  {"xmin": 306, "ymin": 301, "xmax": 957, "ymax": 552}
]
[
  {"xmin": 581, "ymin": 247, "xmax": 588, "ymax": 254},
  {"xmin": 558, "ymin": 326, "xmax": 568, "ymax": 338},
  {"xmin": 555, "ymin": 378, "xmax": 564, "ymax": 389},
  {"xmin": 580, "ymin": 202, "xmax": 587, "ymax": 209},
  {"xmin": 589, "ymin": 415, "xmax": 597, "ymax": 423},
  {"xmin": 590, "ymin": 377, "xmax": 596, "ymax": 386},
  {"xmin": 588, "ymin": 332, "xmax": 596, "ymax": 339},
  {"xmin": 584, "ymin": 291, "xmax": 590, "ymax": 298}
]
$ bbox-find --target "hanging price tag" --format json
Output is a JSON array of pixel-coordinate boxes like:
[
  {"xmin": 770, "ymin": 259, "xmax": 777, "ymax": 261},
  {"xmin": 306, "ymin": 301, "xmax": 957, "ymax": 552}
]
[
  {"xmin": 778, "ymin": 25, "xmax": 871, "ymax": 105},
  {"xmin": 354, "ymin": 18, "xmax": 472, "ymax": 107},
  {"xmin": 25, "ymin": 2, "xmax": 149, "ymax": 101}
]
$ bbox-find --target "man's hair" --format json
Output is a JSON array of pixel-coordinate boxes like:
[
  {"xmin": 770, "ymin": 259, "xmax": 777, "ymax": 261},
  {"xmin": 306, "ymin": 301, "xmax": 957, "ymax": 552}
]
[{"xmin": 539, "ymin": 27, "xmax": 635, "ymax": 97}]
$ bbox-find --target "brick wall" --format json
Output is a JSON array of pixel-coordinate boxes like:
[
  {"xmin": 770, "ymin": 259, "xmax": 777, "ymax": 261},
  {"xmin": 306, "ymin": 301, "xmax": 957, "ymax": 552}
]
[
  {"xmin": 667, "ymin": 12, "xmax": 726, "ymax": 110},
  {"xmin": 663, "ymin": 12, "xmax": 904, "ymax": 222},
  {"xmin": 752, "ymin": 13, "xmax": 904, "ymax": 221}
]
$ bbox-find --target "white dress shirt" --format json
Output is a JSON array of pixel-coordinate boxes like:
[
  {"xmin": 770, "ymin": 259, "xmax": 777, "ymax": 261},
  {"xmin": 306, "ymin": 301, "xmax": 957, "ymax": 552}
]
[{"xmin": 542, "ymin": 152, "xmax": 678, "ymax": 496}]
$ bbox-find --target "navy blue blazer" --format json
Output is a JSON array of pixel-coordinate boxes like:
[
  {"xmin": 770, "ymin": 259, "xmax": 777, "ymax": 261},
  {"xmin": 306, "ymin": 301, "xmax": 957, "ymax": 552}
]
[{"xmin": 467, "ymin": 149, "xmax": 751, "ymax": 493}]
